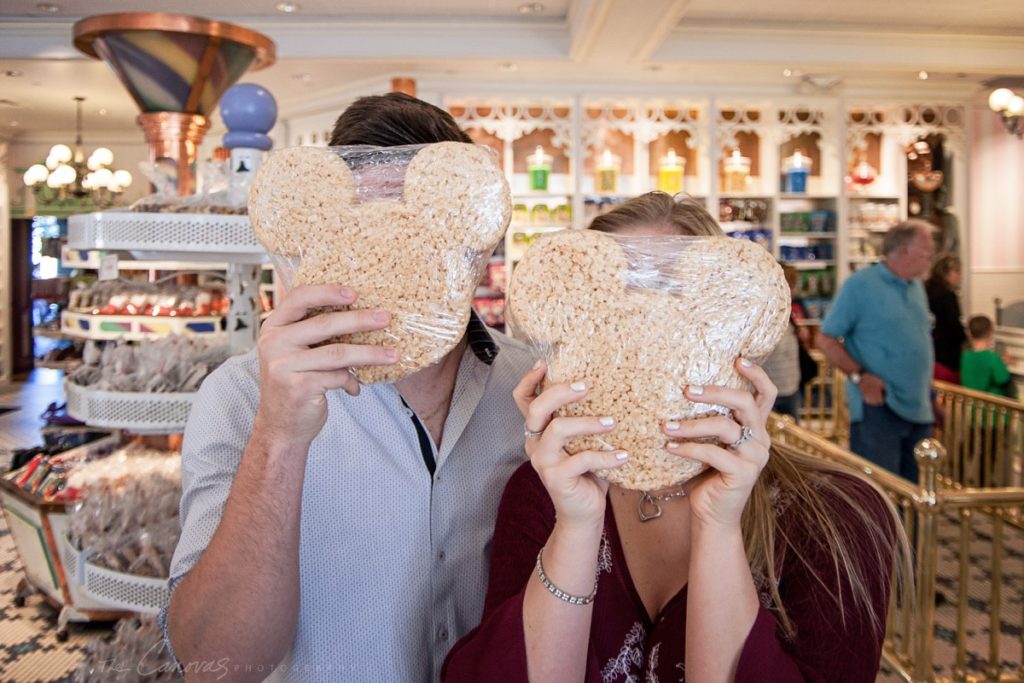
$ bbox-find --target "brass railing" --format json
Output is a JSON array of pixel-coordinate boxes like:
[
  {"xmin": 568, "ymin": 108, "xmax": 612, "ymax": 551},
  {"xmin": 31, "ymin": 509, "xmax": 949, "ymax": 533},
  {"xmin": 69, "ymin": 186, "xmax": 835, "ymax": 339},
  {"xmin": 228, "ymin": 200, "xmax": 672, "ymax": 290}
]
[
  {"xmin": 800, "ymin": 350, "xmax": 848, "ymax": 444},
  {"xmin": 933, "ymin": 381, "xmax": 1024, "ymax": 491},
  {"xmin": 770, "ymin": 416, "xmax": 1024, "ymax": 683}
]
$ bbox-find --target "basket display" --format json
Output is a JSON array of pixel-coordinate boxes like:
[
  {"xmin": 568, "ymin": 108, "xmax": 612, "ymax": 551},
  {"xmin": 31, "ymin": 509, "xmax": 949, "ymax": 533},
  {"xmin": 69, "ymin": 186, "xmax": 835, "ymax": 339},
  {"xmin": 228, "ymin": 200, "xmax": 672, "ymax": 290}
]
[
  {"xmin": 68, "ymin": 211, "xmax": 266, "ymax": 263},
  {"xmin": 61, "ymin": 310, "xmax": 224, "ymax": 342},
  {"xmin": 80, "ymin": 559, "xmax": 168, "ymax": 615},
  {"xmin": 65, "ymin": 380, "xmax": 196, "ymax": 433}
]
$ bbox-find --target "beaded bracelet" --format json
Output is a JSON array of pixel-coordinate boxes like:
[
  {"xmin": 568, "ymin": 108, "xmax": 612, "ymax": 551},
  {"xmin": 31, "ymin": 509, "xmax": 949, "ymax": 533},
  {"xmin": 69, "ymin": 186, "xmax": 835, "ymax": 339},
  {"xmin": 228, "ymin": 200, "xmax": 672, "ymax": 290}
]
[{"xmin": 535, "ymin": 546, "xmax": 598, "ymax": 606}]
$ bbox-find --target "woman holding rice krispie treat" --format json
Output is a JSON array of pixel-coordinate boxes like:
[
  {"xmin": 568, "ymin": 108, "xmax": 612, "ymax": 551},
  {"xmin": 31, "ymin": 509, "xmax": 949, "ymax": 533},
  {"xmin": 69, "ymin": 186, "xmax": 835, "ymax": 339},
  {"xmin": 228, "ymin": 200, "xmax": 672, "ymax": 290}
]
[{"xmin": 443, "ymin": 193, "xmax": 908, "ymax": 683}]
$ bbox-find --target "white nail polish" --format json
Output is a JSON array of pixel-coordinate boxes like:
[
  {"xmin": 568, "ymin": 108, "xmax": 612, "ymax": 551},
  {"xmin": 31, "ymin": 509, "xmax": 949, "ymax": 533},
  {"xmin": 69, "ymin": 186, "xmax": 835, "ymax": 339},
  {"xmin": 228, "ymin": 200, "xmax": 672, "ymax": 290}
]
[
  {"xmin": 615, "ymin": 451, "xmax": 629, "ymax": 460},
  {"xmin": 666, "ymin": 421, "xmax": 680, "ymax": 431},
  {"xmin": 740, "ymin": 358, "xmax": 753, "ymax": 368},
  {"xmin": 532, "ymin": 359, "xmax": 543, "ymax": 370},
  {"xmin": 667, "ymin": 441, "xmax": 679, "ymax": 449},
  {"xmin": 571, "ymin": 382, "xmax": 587, "ymax": 392},
  {"xmin": 689, "ymin": 385, "xmax": 704, "ymax": 396},
  {"xmin": 600, "ymin": 416, "xmax": 615, "ymax": 427}
]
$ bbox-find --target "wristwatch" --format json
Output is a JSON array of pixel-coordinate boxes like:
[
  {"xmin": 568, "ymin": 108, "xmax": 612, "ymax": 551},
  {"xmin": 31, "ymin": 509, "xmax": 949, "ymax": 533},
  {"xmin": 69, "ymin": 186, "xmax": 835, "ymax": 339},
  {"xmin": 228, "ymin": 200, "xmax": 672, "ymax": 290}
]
[{"xmin": 850, "ymin": 370, "xmax": 863, "ymax": 385}]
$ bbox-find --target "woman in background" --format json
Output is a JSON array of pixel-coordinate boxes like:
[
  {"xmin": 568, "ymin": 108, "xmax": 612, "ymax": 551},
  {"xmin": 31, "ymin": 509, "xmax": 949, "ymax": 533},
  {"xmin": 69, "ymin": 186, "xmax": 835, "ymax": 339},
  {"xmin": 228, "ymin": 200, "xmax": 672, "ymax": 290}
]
[{"xmin": 925, "ymin": 255, "xmax": 966, "ymax": 383}]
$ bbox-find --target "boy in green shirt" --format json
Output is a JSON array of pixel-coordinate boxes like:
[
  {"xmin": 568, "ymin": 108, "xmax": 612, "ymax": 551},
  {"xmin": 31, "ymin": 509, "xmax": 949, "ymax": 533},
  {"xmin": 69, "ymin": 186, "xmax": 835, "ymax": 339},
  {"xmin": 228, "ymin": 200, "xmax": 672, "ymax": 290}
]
[{"xmin": 961, "ymin": 315, "xmax": 1012, "ymax": 397}]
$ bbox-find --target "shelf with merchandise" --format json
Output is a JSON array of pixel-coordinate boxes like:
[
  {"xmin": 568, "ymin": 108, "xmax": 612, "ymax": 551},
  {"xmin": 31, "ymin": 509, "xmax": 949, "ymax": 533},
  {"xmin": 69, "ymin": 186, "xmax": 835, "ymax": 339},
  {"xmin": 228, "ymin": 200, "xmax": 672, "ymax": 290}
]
[
  {"xmin": 787, "ymin": 260, "xmax": 836, "ymax": 269},
  {"xmin": 61, "ymin": 310, "xmax": 225, "ymax": 342},
  {"xmin": 60, "ymin": 246, "xmax": 230, "ymax": 272}
]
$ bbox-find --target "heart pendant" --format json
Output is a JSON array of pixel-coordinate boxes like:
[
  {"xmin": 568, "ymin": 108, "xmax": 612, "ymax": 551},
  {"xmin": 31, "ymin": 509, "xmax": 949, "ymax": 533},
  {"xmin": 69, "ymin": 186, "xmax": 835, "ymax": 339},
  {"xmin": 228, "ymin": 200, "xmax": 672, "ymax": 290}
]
[{"xmin": 638, "ymin": 492, "xmax": 663, "ymax": 522}]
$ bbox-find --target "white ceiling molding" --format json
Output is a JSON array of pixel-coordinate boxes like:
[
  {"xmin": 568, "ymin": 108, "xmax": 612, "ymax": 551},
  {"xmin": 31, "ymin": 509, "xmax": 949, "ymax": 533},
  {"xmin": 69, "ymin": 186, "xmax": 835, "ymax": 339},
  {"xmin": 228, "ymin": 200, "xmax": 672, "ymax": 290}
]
[
  {"xmin": 277, "ymin": 76, "xmax": 393, "ymax": 119},
  {"xmin": 630, "ymin": 0, "xmax": 694, "ymax": 63},
  {"xmin": 567, "ymin": 0, "xmax": 613, "ymax": 62},
  {"xmin": 654, "ymin": 24, "xmax": 1024, "ymax": 74},
  {"xmin": 0, "ymin": 17, "xmax": 570, "ymax": 61}
]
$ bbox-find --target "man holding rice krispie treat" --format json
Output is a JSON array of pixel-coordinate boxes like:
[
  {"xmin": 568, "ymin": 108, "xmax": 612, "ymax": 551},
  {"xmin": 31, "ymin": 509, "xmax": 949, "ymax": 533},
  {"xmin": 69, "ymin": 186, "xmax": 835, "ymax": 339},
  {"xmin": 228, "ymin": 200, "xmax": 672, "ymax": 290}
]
[{"xmin": 162, "ymin": 93, "xmax": 534, "ymax": 683}]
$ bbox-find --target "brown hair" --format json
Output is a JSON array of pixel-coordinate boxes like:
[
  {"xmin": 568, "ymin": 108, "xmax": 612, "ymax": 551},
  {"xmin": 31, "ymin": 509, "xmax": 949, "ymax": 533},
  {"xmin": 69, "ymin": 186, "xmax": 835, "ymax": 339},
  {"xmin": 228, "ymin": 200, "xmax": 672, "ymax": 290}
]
[
  {"xmin": 596, "ymin": 192, "xmax": 908, "ymax": 641},
  {"xmin": 968, "ymin": 315, "xmax": 994, "ymax": 340},
  {"xmin": 329, "ymin": 93, "xmax": 471, "ymax": 147},
  {"xmin": 589, "ymin": 192, "xmax": 722, "ymax": 236},
  {"xmin": 925, "ymin": 254, "xmax": 961, "ymax": 297}
]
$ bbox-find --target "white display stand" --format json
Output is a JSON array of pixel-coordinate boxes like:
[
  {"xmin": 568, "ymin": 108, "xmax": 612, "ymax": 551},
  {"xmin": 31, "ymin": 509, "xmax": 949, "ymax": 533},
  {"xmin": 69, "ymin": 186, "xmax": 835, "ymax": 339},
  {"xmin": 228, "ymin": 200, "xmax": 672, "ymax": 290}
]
[
  {"xmin": 64, "ymin": 380, "xmax": 196, "ymax": 434},
  {"xmin": 60, "ymin": 310, "xmax": 224, "ymax": 342},
  {"xmin": 67, "ymin": 211, "xmax": 265, "ymax": 263}
]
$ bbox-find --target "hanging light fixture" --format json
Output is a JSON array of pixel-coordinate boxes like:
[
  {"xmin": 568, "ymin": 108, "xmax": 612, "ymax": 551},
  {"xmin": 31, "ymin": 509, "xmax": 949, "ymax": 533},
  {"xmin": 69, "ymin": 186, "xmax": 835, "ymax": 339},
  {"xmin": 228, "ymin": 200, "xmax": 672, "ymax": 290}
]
[
  {"xmin": 22, "ymin": 96, "xmax": 133, "ymax": 208},
  {"xmin": 988, "ymin": 88, "xmax": 1023, "ymax": 138}
]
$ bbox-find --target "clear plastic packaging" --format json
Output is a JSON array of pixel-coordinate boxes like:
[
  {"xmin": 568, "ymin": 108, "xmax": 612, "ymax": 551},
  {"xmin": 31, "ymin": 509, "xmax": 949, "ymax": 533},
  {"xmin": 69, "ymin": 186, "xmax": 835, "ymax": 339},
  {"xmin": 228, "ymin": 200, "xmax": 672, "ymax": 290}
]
[
  {"xmin": 74, "ymin": 615, "xmax": 182, "ymax": 682},
  {"xmin": 249, "ymin": 142, "xmax": 511, "ymax": 383},
  {"xmin": 68, "ymin": 336, "xmax": 230, "ymax": 393},
  {"xmin": 508, "ymin": 230, "xmax": 790, "ymax": 490},
  {"xmin": 66, "ymin": 446, "xmax": 181, "ymax": 579}
]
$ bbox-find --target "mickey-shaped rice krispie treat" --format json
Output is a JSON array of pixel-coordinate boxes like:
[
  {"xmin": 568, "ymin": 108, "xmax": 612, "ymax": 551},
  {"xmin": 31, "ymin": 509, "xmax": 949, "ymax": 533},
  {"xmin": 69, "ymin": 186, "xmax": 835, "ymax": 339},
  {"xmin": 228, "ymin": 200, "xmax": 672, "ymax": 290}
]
[
  {"xmin": 249, "ymin": 142, "xmax": 511, "ymax": 383},
  {"xmin": 508, "ymin": 229, "xmax": 790, "ymax": 490}
]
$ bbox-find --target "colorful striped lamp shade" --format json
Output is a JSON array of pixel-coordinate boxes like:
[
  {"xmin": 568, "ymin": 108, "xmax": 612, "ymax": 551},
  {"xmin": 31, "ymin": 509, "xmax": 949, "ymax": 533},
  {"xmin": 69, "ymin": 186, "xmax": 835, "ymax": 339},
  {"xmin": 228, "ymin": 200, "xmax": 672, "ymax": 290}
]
[{"xmin": 73, "ymin": 13, "xmax": 276, "ymax": 196}]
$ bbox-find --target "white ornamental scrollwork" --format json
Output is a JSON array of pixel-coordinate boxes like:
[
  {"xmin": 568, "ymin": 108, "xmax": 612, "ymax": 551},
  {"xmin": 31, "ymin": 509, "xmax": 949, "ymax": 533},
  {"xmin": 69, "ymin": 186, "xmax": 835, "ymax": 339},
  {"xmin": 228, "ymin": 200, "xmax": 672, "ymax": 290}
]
[
  {"xmin": 447, "ymin": 100, "xmax": 574, "ymax": 152},
  {"xmin": 846, "ymin": 103, "xmax": 965, "ymax": 152},
  {"xmin": 715, "ymin": 104, "xmax": 769, "ymax": 151},
  {"xmin": 776, "ymin": 106, "xmax": 830, "ymax": 150},
  {"xmin": 582, "ymin": 100, "xmax": 704, "ymax": 152}
]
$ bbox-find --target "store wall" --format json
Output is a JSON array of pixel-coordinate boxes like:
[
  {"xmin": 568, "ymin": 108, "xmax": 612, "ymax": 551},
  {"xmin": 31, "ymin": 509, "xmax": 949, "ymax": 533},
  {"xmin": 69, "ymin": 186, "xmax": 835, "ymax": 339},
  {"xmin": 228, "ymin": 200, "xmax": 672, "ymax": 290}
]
[{"xmin": 969, "ymin": 106, "xmax": 1024, "ymax": 321}]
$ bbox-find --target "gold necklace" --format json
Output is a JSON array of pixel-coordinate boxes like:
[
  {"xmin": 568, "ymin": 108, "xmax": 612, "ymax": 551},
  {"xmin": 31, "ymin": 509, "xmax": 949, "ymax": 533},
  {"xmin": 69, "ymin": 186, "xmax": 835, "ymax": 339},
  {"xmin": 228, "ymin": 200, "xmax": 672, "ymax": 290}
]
[{"xmin": 638, "ymin": 487, "xmax": 688, "ymax": 522}]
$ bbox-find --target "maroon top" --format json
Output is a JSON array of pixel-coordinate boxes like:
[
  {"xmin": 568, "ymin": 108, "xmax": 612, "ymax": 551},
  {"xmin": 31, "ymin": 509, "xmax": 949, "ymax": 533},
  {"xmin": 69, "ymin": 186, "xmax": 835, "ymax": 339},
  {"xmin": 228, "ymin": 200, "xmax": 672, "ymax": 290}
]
[{"xmin": 443, "ymin": 463, "xmax": 895, "ymax": 683}]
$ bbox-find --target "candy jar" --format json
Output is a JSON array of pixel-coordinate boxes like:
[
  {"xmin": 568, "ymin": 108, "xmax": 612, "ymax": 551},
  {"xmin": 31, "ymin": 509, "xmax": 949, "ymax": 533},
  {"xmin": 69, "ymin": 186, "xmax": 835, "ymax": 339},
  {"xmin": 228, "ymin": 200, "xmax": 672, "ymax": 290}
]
[
  {"xmin": 595, "ymin": 149, "xmax": 621, "ymax": 194},
  {"xmin": 657, "ymin": 148, "xmax": 685, "ymax": 194},
  {"xmin": 723, "ymin": 149, "xmax": 751, "ymax": 193},
  {"xmin": 782, "ymin": 149, "xmax": 812, "ymax": 193},
  {"xmin": 527, "ymin": 145, "xmax": 553, "ymax": 192}
]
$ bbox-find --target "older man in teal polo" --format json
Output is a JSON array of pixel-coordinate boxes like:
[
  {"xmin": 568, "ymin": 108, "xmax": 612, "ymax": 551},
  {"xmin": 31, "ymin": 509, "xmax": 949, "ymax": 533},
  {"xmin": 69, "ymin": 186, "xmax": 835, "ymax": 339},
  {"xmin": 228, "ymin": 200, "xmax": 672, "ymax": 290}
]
[{"xmin": 818, "ymin": 220, "xmax": 936, "ymax": 481}]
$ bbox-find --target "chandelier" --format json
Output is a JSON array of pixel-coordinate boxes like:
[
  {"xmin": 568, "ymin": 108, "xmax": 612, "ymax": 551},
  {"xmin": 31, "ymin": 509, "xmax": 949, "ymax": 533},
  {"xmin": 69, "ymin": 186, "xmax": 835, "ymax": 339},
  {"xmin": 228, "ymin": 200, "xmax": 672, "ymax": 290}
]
[
  {"xmin": 988, "ymin": 88, "xmax": 1023, "ymax": 138},
  {"xmin": 22, "ymin": 96, "xmax": 133, "ymax": 208}
]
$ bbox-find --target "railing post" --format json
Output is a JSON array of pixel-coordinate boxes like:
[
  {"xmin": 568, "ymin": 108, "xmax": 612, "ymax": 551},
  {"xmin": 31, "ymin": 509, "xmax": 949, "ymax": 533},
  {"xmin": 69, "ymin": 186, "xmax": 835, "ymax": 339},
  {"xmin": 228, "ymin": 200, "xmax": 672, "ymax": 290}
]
[{"xmin": 913, "ymin": 438, "xmax": 945, "ymax": 682}]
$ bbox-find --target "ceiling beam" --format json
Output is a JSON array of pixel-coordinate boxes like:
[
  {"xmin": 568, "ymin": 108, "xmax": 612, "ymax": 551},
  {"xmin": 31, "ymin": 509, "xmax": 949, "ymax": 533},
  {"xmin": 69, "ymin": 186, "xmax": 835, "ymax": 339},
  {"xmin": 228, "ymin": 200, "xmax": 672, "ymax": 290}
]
[
  {"xmin": 567, "ymin": 0, "xmax": 613, "ymax": 62},
  {"xmin": 0, "ymin": 17, "xmax": 571, "ymax": 61},
  {"xmin": 654, "ymin": 23, "xmax": 1024, "ymax": 74}
]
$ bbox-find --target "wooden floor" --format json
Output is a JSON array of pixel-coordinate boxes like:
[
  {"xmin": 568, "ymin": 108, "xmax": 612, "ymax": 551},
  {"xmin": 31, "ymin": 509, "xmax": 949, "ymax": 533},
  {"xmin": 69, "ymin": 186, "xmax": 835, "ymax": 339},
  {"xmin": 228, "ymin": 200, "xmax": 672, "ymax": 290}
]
[{"xmin": 0, "ymin": 369, "xmax": 68, "ymax": 467}]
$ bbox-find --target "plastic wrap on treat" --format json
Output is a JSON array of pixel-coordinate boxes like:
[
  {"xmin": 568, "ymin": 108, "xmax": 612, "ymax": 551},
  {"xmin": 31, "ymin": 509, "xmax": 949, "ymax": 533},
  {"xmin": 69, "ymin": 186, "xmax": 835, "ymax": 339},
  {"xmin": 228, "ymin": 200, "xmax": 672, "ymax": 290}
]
[
  {"xmin": 507, "ymin": 230, "xmax": 790, "ymax": 490},
  {"xmin": 248, "ymin": 142, "xmax": 511, "ymax": 383}
]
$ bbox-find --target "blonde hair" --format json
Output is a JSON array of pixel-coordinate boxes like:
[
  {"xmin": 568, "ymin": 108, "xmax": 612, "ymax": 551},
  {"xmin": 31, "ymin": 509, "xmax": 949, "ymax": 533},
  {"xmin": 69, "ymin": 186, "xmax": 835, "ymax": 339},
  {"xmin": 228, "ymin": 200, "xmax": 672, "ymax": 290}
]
[{"xmin": 592, "ymin": 191, "xmax": 909, "ymax": 640}]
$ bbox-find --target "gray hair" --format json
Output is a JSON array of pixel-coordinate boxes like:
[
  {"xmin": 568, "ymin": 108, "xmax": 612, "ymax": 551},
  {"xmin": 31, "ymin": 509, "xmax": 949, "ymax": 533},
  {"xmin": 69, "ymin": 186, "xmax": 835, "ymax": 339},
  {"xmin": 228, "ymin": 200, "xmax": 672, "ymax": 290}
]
[{"xmin": 883, "ymin": 219, "xmax": 932, "ymax": 256}]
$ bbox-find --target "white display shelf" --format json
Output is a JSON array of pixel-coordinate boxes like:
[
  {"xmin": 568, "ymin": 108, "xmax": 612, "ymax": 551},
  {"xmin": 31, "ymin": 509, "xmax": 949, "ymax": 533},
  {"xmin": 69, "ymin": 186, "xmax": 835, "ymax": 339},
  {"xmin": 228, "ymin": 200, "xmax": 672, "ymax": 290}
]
[
  {"xmin": 779, "ymin": 232, "xmax": 837, "ymax": 239},
  {"xmin": 68, "ymin": 211, "xmax": 266, "ymax": 263},
  {"xmin": 58, "ymin": 533, "xmax": 168, "ymax": 615},
  {"xmin": 61, "ymin": 246, "xmax": 228, "ymax": 272},
  {"xmin": 849, "ymin": 256, "xmax": 882, "ymax": 263},
  {"xmin": 848, "ymin": 194, "xmax": 902, "ymax": 201},
  {"xmin": 778, "ymin": 193, "xmax": 838, "ymax": 200},
  {"xmin": 61, "ymin": 310, "xmax": 224, "ymax": 341},
  {"xmin": 787, "ymin": 260, "xmax": 836, "ymax": 269},
  {"xmin": 65, "ymin": 379, "xmax": 196, "ymax": 434}
]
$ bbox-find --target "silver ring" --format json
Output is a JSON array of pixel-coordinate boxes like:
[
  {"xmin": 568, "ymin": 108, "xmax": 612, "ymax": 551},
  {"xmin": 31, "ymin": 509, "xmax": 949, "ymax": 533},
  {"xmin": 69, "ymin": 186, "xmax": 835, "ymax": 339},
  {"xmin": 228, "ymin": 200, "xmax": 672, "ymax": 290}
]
[
  {"xmin": 524, "ymin": 426, "xmax": 545, "ymax": 440},
  {"xmin": 729, "ymin": 425, "xmax": 753, "ymax": 450}
]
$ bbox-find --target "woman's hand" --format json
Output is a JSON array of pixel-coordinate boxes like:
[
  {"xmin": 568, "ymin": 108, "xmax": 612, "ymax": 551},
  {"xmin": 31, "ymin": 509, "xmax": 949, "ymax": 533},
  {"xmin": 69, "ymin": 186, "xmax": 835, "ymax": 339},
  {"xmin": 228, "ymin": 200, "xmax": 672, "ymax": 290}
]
[
  {"xmin": 512, "ymin": 361, "xmax": 629, "ymax": 529},
  {"xmin": 662, "ymin": 358, "xmax": 776, "ymax": 529}
]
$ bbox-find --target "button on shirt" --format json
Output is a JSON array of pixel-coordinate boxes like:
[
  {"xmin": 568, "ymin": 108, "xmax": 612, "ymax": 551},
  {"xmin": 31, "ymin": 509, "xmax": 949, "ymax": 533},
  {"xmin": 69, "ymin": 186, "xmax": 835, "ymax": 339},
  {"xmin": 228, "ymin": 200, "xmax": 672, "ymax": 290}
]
[
  {"xmin": 821, "ymin": 262, "xmax": 934, "ymax": 424},
  {"xmin": 161, "ymin": 318, "xmax": 533, "ymax": 683}
]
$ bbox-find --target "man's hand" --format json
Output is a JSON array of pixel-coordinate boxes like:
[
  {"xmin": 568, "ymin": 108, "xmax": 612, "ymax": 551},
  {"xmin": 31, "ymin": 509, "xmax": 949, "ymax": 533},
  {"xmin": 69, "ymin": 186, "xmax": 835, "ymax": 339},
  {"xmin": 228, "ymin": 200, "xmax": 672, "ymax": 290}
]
[
  {"xmin": 860, "ymin": 372, "xmax": 886, "ymax": 406},
  {"xmin": 254, "ymin": 284, "xmax": 397, "ymax": 446}
]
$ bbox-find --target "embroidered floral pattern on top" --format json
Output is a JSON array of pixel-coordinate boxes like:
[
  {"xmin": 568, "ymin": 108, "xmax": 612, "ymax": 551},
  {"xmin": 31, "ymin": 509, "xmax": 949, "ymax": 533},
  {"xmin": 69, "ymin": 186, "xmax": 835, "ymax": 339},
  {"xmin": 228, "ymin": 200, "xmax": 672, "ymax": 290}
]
[
  {"xmin": 598, "ymin": 530, "xmax": 613, "ymax": 574},
  {"xmin": 601, "ymin": 621, "xmax": 647, "ymax": 683}
]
